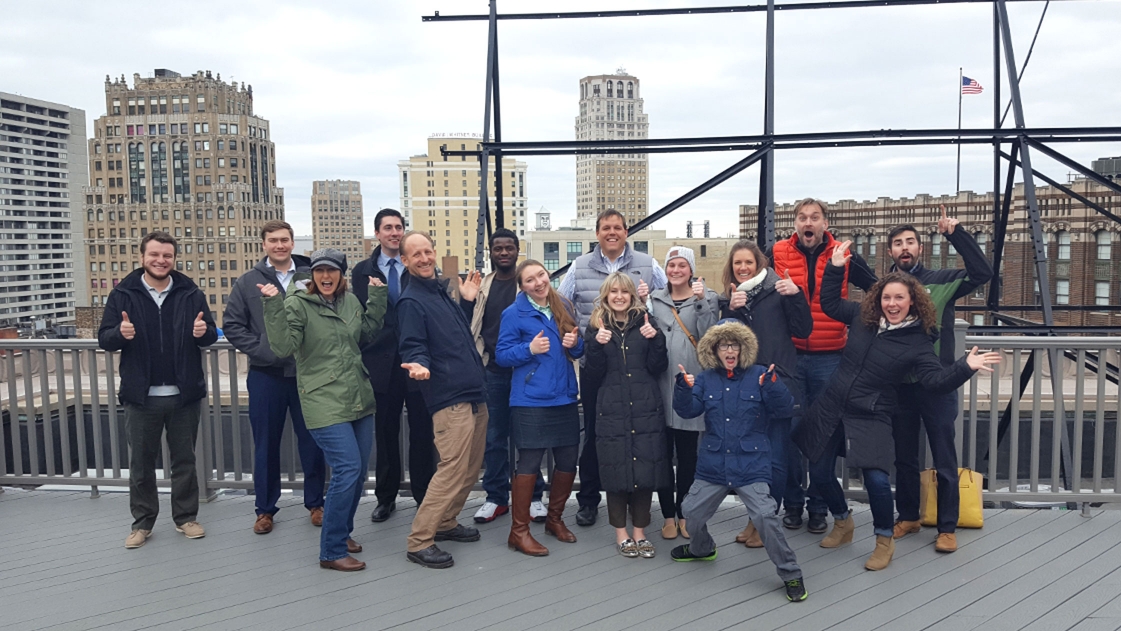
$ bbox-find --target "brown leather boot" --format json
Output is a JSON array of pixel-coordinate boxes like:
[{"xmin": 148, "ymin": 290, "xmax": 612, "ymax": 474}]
[
  {"xmin": 864, "ymin": 535, "xmax": 895, "ymax": 571},
  {"xmin": 743, "ymin": 520, "xmax": 763, "ymax": 548},
  {"xmin": 508, "ymin": 474, "xmax": 549, "ymax": 556},
  {"xmin": 820, "ymin": 515, "xmax": 854, "ymax": 548},
  {"xmin": 544, "ymin": 470, "xmax": 577, "ymax": 543}
]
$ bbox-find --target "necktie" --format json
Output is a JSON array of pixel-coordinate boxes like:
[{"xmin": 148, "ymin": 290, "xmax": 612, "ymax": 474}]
[{"xmin": 387, "ymin": 258, "xmax": 400, "ymax": 305}]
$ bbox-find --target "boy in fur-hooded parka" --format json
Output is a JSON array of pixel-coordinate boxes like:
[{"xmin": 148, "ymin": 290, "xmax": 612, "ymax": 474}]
[{"xmin": 671, "ymin": 321, "xmax": 806, "ymax": 600}]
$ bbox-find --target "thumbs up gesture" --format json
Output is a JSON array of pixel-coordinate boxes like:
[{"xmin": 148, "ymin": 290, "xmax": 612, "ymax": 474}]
[
  {"xmin": 595, "ymin": 326, "xmax": 612, "ymax": 345},
  {"xmin": 691, "ymin": 277, "xmax": 705, "ymax": 299},
  {"xmin": 636, "ymin": 279, "xmax": 650, "ymax": 301},
  {"xmin": 678, "ymin": 364, "xmax": 695, "ymax": 388},
  {"xmin": 729, "ymin": 284, "xmax": 747, "ymax": 310},
  {"xmin": 775, "ymin": 270, "xmax": 800, "ymax": 296},
  {"xmin": 530, "ymin": 330, "xmax": 551, "ymax": 355},
  {"xmin": 639, "ymin": 313, "xmax": 657, "ymax": 339},
  {"xmin": 562, "ymin": 327, "xmax": 579, "ymax": 349},
  {"xmin": 759, "ymin": 363, "xmax": 777, "ymax": 386},
  {"xmin": 120, "ymin": 311, "xmax": 135, "ymax": 340},
  {"xmin": 192, "ymin": 312, "xmax": 207, "ymax": 338},
  {"xmin": 256, "ymin": 282, "xmax": 279, "ymax": 297}
]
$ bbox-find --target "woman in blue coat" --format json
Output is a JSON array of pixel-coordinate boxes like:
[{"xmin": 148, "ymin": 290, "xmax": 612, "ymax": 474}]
[{"xmin": 495, "ymin": 260, "xmax": 584, "ymax": 557}]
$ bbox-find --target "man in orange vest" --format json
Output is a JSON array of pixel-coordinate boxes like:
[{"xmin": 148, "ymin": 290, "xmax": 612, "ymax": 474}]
[{"xmin": 770, "ymin": 198, "xmax": 877, "ymax": 536}]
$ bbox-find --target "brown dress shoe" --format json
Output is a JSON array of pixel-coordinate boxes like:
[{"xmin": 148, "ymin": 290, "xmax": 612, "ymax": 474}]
[
  {"xmin": 893, "ymin": 519, "xmax": 921, "ymax": 539},
  {"xmin": 320, "ymin": 556, "xmax": 366, "ymax": 571},
  {"xmin": 309, "ymin": 507, "xmax": 323, "ymax": 527},
  {"xmin": 347, "ymin": 538, "xmax": 363, "ymax": 554},
  {"xmin": 935, "ymin": 532, "xmax": 957, "ymax": 553},
  {"xmin": 253, "ymin": 513, "xmax": 273, "ymax": 535}
]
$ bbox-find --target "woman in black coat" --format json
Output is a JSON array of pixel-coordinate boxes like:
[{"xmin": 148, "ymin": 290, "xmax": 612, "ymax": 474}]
[
  {"xmin": 793, "ymin": 241, "xmax": 999, "ymax": 572},
  {"xmin": 584, "ymin": 272, "xmax": 670, "ymax": 559},
  {"xmin": 720, "ymin": 240, "xmax": 812, "ymax": 548}
]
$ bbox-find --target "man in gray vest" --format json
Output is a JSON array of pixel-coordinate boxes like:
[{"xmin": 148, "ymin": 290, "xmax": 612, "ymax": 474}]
[{"xmin": 558, "ymin": 209, "xmax": 667, "ymax": 526}]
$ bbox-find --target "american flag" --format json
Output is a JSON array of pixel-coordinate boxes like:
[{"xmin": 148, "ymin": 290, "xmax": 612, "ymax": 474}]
[{"xmin": 961, "ymin": 76, "xmax": 984, "ymax": 95}]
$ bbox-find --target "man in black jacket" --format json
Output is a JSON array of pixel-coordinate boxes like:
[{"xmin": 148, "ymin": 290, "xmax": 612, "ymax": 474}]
[
  {"xmin": 351, "ymin": 208, "xmax": 437, "ymax": 523},
  {"xmin": 224, "ymin": 220, "xmax": 326, "ymax": 534},
  {"xmin": 397, "ymin": 231, "xmax": 487, "ymax": 569},
  {"xmin": 98, "ymin": 232, "xmax": 218, "ymax": 549},
  {"xmin": 887, "ymin": 207, "xmax": 993, "ymax": 553}
]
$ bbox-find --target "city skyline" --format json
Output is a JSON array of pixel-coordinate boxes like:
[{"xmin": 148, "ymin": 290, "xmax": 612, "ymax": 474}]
[{"xmin": 3, "ymin": 1, "xmax": 1119, "ymax": 242}]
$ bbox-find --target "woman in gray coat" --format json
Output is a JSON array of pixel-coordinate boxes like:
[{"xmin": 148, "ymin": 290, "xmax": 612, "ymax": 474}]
[{"xmin": 649, "ymin": 246, "xmax": 721, "ymax": 540}]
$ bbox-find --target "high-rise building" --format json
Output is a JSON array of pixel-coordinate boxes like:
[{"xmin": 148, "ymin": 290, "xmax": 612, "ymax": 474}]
[
  {"xmin": 82, "ymin": 69, "xmax": 284, "ymax": 326},
  {"xmin": 0, "ymin": 92, "xmax": 87, "ymax": 328},
  {"xmin": 575, "ymin": 69, "xmax": 649, "ymax": 224},
  {"xmin": 398, "ymin": 135, "xmax": 528, "ymax": 267},
  {"xmin": 311, "ymin": 180, "xmax": 364, "ymax": 260}
]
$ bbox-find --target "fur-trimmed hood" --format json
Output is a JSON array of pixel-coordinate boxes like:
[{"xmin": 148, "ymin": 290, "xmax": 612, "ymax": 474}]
[{"xmin": 697, "ymin": 321, "xmax": 759, "ymax": 370}]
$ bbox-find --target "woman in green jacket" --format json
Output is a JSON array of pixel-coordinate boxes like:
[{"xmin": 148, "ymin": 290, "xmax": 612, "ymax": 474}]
[{"xmin": 261, "ymin": 248, "xmax": 387, "ymax": 571}]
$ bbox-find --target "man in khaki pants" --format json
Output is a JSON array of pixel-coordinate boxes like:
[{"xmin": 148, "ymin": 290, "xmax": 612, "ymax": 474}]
[{"xmin": 396, "ymin": 232, "xmax": 488, "ymax": 569}]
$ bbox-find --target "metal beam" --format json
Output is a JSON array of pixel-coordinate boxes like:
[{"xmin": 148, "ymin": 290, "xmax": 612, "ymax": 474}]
[
  {"xmin": 475, "ymin": 0, "xmax": 499, "ymax": 272},
  {"xmin": 1023, "ymin": 138, "xmax": 1121, "ymax": 197},
  {"xmin": 757, "ymin": 0, "xmax": 776, "ymax": 248},
  {"xmin": 1001, "ymin": 150, "xmax": 1121, "ymax": 224},
  {"xmin": 492, "ymin": 17, "xmax": 505, "ymax": 233},
  {"xmin": 988, "ymin": 143, "xmax": 1018, "ymax": 311},
  {"xmin": 423, "ymin": 0, "xmax": 1049, "ymax": 22}
]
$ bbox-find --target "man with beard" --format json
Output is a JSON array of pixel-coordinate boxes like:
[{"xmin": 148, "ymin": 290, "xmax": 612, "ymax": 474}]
[
  {"xmin": 352, "ymin": 208, "xmax": 437, "ymax": 523},
  {"xmin": 770, "ymin": 198, "xmax": 876, "ymax": 537},
  {"xmin": 887, "ymin": 206, "xmax": 992, "ymax": 553},
  {"xmin": 98, "ymin": 232, "xmax": 218, "ymax": 549},
  {"xmin": 469, "ymin": 229, "xmax": 549, "ymax": 524}
]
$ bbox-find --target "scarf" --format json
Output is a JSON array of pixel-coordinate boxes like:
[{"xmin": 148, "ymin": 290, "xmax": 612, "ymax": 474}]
[
  {"xmin": 737, "ymin": 268, "xmax": 774, "ymax": 310},
  {"xmin": 878, "ymin": 315, "xmax": 918, "ymax": 334}
]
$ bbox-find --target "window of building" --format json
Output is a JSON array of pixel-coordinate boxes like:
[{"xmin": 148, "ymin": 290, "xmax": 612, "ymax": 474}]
[
  {"xmin": 1057, "ymin": 230, "xmax": 1071, "ymax": 260},
  {"xmin": 1056, "ymin": 279, "xmax": 1070, "ymax": 305},
  {"xmin": 1096, "ymin": 281, "xmax": 1110, "ymax": 306},
  {"xmin": 976, "ymin": 232, "xmax": 988, "ymax": 255},
  {"xmin": 1096, "ymin": 230, "xmax": 1112, "ymax": 260}
]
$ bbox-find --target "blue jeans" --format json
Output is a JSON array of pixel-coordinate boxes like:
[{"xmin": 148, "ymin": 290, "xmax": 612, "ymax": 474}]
[
  {"xmin": 308, "ymin": 415, "xmax": 373, "ymax": 562},
  {"xmin": 785, "ymin": 352, "xmax": 841, "ymax": 515},
  {"xmin": 248, "ymin": 370, "xmax": 326, "ymax": 516},
  {"xmin": 482, "ymin": 368, "xmax": 543, "ymax": 505},
  {"xmin": 808, "ymin": 425, "xmax": 851, "ymax": 521},
  {"xmin": 863, "ymin": 467, "xmax": 895, "ymax": 538}
]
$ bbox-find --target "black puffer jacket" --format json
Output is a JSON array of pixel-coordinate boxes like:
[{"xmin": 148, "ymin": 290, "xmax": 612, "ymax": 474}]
[
  {"xmin": 583, "ymin": 313, "xmax": 671, "ymax": 493},
  {"xmin": 792, "ymin": 263, "xmax": 976, "ymax": 471}
]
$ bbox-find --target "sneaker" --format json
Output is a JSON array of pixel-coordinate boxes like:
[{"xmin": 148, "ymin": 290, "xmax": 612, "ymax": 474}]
[
  {"xmin": 806, "ymin": 513, "xmax": 828, "ymax": 534},
  {"xmin": 671, "ymin": 544, "xmax": 717, "ymax": 562},
  {"xmin": 125, "ymin": 529, "xmax": 151, "ymax": 549},
  {"xmin": 530, "ymin": 500, "xmax": 547, "ymax": 523},
  {"xmin": 785, "ymin": 578, "xmax": 808, "ymax": 602},
  {"xmin": 434, "ymin": 524, "xmax": 481, "ymax": 543},
  {"xmin": 474, "ymin": 501, "xmax": 509, "ymax": 523},
  {"xmin": 176, "ymin": 521, "xmax": 206, "ymax": 539}
]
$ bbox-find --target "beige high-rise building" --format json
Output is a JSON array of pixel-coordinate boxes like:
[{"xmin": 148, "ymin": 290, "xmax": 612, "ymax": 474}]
[
  {"xmin": 0, "ymin": 93, "xmax": 87, "ymax": 328},
  {"xmin": 398, "ymin": 135, "xmax": 528, "ymax": 270},
  {"xmin": 311, "ymin": 180, "xmax": 363, "ymax": 260},
  {"xmin": 575, "ymin": 69, "xmax": 649, "ymax": 224},
  {"xmin": 82, "ymin": 69, "xmax": 284, "ymax": 326}
]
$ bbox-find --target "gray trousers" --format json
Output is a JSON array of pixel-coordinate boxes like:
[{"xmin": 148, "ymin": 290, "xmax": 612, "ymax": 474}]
[
  {"xmin": 682, "ymin": 479, "xmax": 802, "ymax": 581},
  {"xmin": 125, "ymin": 396, "xmax": 201, "ymax": 531}
]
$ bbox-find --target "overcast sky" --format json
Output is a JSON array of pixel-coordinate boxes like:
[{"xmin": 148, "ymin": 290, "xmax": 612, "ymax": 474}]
[{"xmin": 4, "ymin": 0, "xmax": 1119, "ymax": 239}]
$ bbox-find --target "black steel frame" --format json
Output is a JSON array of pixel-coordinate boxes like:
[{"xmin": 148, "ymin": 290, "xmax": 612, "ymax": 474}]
[{"xmin": 425, "ymin": 0, "xmax": 1121, "ymax": 490}]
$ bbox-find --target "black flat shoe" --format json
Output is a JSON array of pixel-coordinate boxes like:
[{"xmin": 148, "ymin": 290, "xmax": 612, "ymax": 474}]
[
  {"xmin": 407, "ymin": 544, "xmax": 454, "ymax": 569},
  {"xmin": 370, "ymin": 502, "xmax": 396, "ymax": 523},
  {"xmin": 575, "ymin": 506, "xmax": 597, "ymax": 526},
  {"xmin": 434, "ymin": 524, "xmax": 480, "ymax": 542},
  {"xmin": 806, "ymin": 513, "xmax": 828, "ymax": 534},
  {"xmin": 782, "ymin": 509, "xmax": 804, "ymax": 530}
]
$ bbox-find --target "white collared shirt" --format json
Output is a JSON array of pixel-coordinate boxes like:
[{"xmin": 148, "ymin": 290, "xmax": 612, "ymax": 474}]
[{"xmin": 267, "ymin": 258, "xmax": 298, "ymax": 292}]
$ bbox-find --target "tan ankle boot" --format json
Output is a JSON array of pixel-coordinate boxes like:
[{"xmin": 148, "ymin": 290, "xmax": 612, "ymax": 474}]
[
  {"xmin": 864, "ymin": 535, "xmax": 894, "ymax": 571},
  {"xmin": 735, "ymin": 521, "xmax": 753, "ymax": 543},
  {"xmin": 544, "ymin": 470, "xmax": 577, "ymax": 543},
  {"xmin": 819, "ymin": 515, "xmax": 854, "ymax": 548},
  {"xmin": 508, "ymin": 474, "xmax": 548, "ymax": 556},
  {"xmin": 739, "ymin": 520, "xmax": 763, "ymax": 548}
]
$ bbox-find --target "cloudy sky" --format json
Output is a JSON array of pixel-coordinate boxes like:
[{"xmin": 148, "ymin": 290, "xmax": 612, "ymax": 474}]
[{"xmin": 4, "ymin": 0, "xmax": 1119, "ymax": 238}]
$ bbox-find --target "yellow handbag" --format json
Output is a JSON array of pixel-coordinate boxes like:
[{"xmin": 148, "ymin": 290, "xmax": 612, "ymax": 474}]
[{"xmin": 919, "ymin": 468, "xmax": 984, "ymax": 528}]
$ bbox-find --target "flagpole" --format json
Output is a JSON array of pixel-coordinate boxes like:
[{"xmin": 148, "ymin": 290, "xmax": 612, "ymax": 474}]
[{"xmin": 956, "ymin": 67, "xmax": 963, "ymax": 194}]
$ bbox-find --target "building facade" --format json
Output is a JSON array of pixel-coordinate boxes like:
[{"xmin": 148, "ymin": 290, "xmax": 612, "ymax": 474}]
[
  {"xmin": 0, "ymin": 93, "xmax": 87, "ymax": 328},
  {"xmin": 82, "ymin": 70, "xmax": 284, "ymax": 326},
  {"xmin": 311, "ymin": 180, "xmax": 363, "ymax": 260},
  {"xmin": 575, "ymin": 69, "xmax": 649, "ymax": 224},
  {"xmin": 398, "ymin": 135, "xmax": 528, "ymax": 269},
  {"xmin": 739, "ymin": 179, "xmax": 1121, "ymax": 326}
]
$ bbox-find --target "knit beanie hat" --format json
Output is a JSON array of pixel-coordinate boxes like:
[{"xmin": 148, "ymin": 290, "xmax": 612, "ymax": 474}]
[{"xmin": 664, "ymin": 246, "xmax": 696, "ymax": 273}]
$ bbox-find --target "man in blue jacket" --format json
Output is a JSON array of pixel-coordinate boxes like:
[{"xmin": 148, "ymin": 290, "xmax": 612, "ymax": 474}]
[
  {"xmin": 397, "ymin": 231, "xmax": 488, "ymax": 569},
  {"xmin": 671, "ymin": 320, "xmax": 806, "ymax": 603},
  {"xmin": 98, "ymin": 232, "xmax": 218, "ymax": 549}
]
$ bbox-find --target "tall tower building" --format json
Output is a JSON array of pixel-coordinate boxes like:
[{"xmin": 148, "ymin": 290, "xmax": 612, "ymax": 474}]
[
  {"xmin": 311, "ymin": 180, "xmax": 364, "ymax": 260},
  {"xmin": 0, "ymin": 93, "xmax": 87, "ymax": 328},
  {"xmin": 398, "ymin": 135, "xmax": 528, "ymax": 267},
  {"xmin": 575, "ymin": 69, "xmax": 649, "ymax": 224},
  {"xmin": 83, "ymin": 69, "xmax": 284, "ymax": 326}
]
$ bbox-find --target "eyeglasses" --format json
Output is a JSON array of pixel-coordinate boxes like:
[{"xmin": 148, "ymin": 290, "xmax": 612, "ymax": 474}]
[{"xmin": 718, "ymin": 343, "xmax": 741, "ymax": 351}]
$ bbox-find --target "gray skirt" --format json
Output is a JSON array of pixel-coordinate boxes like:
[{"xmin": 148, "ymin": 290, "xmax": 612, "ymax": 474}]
[{"xmin": 511, "ymin": 403, "xmax": 580, "ymax": 450}]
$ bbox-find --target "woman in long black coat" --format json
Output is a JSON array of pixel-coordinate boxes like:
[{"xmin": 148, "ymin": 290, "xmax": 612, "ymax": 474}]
[
  {"xmin": 584, "ymin": 271, "xmax": 670, "ymax": 559},
  {"xmin": 793, "ymin": 241, "xmax": 999, "ymax": 572}
]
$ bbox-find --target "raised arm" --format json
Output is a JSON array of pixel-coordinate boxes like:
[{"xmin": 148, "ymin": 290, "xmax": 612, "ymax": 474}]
[
  {"xmin": 360, "ymin": 284, "xmax": 388, "ymax": 347},
  {"xmin": 820, "ymin": 259, "xmax": 861, "ymax": 326},
  {"xmin": 946, "ymin": 227, "xmax": 994, "ymax": 300},
  {"xmin": 262, "ymin": 293, "xmax": 306, "ymax": 359},
  {"xmin": 673, "ymin": 372, "xmax": 706, "ymax": 420}
]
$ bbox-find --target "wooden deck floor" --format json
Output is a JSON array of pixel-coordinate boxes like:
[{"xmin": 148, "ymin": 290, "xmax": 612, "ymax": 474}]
[{"xmin": 2, "ymin": 487, "xmax": 1121, "ymax": 631}]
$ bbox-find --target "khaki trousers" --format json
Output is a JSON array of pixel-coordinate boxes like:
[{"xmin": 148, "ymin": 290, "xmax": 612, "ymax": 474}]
[{"xmin": 407, "ymin": 401, "xmax": 488, "ymax": 552}]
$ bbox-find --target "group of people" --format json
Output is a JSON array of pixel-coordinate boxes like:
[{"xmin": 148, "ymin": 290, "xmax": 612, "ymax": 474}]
[{"xmin": 98, "ymin": 199, "xmax": 999, "ymax": 603}]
